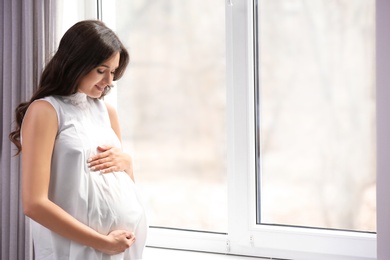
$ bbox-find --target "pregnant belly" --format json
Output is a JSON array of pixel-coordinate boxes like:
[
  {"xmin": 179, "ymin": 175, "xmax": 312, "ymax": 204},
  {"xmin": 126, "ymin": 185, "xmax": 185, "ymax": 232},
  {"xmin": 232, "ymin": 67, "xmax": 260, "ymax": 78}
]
[{"xmin": 87, "ymin": 171, "xmax": 143, "ymax": 235}]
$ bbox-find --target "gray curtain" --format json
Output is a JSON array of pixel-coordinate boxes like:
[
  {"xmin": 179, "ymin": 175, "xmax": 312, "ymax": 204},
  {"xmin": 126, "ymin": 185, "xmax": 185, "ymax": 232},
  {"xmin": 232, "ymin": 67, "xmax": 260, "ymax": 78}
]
[{"xmin": 0, "ymin": 0, "xmax": 56, "ymax": 259}]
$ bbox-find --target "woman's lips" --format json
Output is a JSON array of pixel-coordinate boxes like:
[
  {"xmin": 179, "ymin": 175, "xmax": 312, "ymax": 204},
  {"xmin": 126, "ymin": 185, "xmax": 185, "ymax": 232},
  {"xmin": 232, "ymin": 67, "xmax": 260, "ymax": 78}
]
[{"xmin": 95, "ymin": 85, "xmax": 105, "ymax": 92}]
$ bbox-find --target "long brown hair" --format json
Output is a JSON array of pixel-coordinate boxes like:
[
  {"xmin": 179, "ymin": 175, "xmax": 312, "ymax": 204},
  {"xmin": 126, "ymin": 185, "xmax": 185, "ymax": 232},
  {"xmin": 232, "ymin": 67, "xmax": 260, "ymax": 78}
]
[{"xmin": 9, "ymin": 20, "xmax": 129, "ymax": 154}]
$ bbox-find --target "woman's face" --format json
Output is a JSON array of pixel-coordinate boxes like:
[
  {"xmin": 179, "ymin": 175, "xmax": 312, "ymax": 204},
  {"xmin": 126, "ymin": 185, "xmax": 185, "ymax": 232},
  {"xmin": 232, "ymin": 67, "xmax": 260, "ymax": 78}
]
[{"xmin": 78, "ymin": 52, "xmax": 120, "ymax": 98}]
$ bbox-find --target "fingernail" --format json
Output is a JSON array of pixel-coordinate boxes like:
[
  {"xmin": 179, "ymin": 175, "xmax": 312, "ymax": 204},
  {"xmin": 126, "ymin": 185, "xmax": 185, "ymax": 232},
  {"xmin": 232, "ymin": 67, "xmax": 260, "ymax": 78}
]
[
  {"xmin": 87, "ymin": 158, "xmax": 92, "ymax": 163},
  {"xmin": 91, "ymin": 166, "xmax": 96, "ymax": 171}
]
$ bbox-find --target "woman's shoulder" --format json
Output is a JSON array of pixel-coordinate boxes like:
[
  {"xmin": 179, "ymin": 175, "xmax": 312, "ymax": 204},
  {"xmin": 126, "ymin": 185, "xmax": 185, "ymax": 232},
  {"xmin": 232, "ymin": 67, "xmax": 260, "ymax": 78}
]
[
  {"xmin": 27, "ymin": 99, "xmax": 57, "ymax": 119},
  {"xmin": 33, "ymin": 95, "xmax": 61, "ymax": 109},
  {"xmin": 23, "ymin": 99, "xmax": 58, "ymax": 131},
  {"xmin": 21, "ymin": 99, "xmax": 59, "ymax": 147}
]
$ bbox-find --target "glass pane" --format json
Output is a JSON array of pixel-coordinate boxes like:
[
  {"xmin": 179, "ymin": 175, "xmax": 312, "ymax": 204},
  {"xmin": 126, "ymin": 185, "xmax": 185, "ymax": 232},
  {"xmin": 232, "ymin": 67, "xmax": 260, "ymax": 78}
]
[
  {"xmin": 113, "ymin": 1, "xmax": 227, "ymax": 232},
  {"xmin": 257, "ymin": 0, "xmax": 376, "ymax": 232}
]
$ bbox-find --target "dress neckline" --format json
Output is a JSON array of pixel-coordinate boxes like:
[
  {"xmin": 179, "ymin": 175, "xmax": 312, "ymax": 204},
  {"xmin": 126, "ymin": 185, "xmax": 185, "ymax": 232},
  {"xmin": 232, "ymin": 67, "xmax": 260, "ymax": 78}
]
[{"xmin": 61, "ymin": 92, "xmax": 89, "ymax": 107}]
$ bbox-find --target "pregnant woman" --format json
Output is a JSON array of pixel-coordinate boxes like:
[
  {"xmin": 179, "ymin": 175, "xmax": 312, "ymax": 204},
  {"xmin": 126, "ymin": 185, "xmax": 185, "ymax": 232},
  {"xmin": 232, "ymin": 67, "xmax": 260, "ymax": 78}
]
[{"xmin": 9, "ymin": 20, "xmax": 147, "ymax": 259}]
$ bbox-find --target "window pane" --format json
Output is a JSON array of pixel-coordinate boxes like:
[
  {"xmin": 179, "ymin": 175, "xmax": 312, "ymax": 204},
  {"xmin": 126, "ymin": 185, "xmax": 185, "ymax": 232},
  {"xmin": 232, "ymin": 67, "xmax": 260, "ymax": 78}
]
[
  {"xmin": 113, "ymin": 1, "xmax": 227, "ymax": 232},
  {"xmin": 257, "ymin": 0, "xmax": 376, "ymax": 232}
]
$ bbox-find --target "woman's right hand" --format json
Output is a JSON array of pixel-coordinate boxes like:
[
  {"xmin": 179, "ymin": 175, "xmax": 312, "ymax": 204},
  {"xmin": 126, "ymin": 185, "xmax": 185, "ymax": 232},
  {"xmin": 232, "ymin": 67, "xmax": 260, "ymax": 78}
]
[{"xmin": 99, "ymin": 230, "xmax": 136, "ymax": 255}]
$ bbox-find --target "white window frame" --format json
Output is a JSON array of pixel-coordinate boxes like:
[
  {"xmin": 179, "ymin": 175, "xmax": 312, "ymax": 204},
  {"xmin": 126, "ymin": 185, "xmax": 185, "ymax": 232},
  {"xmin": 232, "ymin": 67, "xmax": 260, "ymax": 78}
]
[
  {"xmin": 225, "ymin": 1, "xmax": 376, "ymax": 260},
  {"xmin": 98, "ymin": 0, "xmax": 379, "ymax": 259}
]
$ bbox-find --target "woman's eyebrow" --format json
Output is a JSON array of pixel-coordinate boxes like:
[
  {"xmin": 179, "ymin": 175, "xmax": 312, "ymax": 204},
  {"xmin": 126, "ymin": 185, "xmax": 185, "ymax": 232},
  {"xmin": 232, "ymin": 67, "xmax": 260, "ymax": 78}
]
[{"xmin": 98, "ymin": 64, "xmax": 118, "ymax": 70}]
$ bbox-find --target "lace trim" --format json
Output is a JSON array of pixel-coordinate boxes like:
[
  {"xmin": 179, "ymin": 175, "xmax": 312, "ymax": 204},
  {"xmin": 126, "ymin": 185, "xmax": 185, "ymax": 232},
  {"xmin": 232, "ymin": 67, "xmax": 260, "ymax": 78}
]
[{"xmin": 61, "ymin": 92, "xmax": 89, "ymax": 107}]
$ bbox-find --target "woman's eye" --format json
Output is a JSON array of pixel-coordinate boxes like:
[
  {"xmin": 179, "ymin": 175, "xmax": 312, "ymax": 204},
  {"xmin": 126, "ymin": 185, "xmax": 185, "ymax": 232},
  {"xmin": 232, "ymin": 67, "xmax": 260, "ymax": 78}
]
[{"xmin": 97, "ymin": 70, "xmax": 104, "ymax": 74}]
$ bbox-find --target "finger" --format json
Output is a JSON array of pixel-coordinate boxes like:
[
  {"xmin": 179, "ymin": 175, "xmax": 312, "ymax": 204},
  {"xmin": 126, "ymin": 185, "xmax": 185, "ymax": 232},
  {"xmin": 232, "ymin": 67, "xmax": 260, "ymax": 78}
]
[
  {"xmin": 88, "ymin": 154, "xmax": 104, "ymax": 163},
  {"xmin": 88, "ymin": 150, "xmax": 112, "ymax": 163},
  {"xmin": 90, "ymin": 161, "xmax": 114, "ymax": 171},
  {"xmin": 97, "ymin": 145, "xmax": 113, "ymax": 152},
  {"xmin": 126, "ymin": 232, "xmax": 135, "ymax": 239},
  {"xmin": 88, "ymin": 157, "xmax": 109, "ymax": 167},
  {"xmin": 100, "ymin": 166, "xmax": 119, "ymax": 173},
  {"xmin": 126, "ymin": 235, "xmax": 136, "ymax": 246}
]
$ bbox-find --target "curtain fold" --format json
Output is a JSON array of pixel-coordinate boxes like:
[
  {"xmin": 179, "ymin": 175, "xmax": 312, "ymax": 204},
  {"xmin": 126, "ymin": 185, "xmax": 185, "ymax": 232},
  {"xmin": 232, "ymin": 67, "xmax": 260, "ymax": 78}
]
[{"xmin": 1, "ymin": 1, "xmax": 57, "ymax": 259}]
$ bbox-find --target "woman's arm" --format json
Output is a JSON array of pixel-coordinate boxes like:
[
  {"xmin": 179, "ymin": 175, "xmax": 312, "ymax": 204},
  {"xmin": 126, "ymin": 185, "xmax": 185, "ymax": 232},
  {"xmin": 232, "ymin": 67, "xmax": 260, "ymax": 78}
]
[
  {"xmin": 89, "ymin": 102, "xmax": 135, "ymax": 181},
  {"xmin": 21, "ymin": 100, "xmax": 134, "ymax": 254}
]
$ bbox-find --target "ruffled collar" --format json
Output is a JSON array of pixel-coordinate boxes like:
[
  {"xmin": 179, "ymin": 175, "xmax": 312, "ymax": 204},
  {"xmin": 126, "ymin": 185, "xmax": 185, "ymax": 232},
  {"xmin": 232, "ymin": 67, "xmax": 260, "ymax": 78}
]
[{"xmin": 61, "ymin": 92, "xmax": 89, "ymax": 107}]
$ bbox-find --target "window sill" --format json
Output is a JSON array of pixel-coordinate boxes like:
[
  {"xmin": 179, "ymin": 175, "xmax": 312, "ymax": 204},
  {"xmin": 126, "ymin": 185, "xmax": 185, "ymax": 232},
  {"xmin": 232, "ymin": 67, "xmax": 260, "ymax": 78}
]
[{"xmin": 143, "ymin": 247, "xmax": 265, "ymax": 260}]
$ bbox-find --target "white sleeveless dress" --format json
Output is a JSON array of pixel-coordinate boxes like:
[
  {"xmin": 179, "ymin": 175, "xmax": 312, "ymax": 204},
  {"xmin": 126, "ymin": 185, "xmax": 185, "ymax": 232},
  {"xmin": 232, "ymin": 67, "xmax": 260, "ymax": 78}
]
[{"xmin": 30, "ymin": 92, "xmax": 147, "ymax": 260}]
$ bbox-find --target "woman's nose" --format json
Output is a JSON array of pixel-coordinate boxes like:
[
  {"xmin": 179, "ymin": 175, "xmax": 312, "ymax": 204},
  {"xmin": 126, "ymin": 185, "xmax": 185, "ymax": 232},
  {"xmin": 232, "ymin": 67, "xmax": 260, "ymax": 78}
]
[{"xmin": 103, "ymin": 72, "xmax": 113, "ymax": 85}]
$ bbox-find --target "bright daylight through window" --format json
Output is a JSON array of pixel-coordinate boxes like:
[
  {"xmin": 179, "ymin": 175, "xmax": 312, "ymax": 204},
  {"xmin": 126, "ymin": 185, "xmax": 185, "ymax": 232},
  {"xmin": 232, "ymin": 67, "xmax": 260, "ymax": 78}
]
[
  {"xmin": 98, "ymin": 0, "xmax": 377, "ymax": 258},
  {"xmin": 51, "ymin": 0, "xmax": 380, "ymax": 258},
  {"xmin": 109, "ymin": 0, "xmax": 227, "ymax": 233},
  {"xmin": 256, "ymin": 0, "xmax": 376, "ymax": 233}
]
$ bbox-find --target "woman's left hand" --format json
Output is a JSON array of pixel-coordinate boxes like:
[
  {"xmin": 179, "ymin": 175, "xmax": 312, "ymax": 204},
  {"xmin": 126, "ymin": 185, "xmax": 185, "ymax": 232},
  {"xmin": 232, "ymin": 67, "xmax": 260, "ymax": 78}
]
[{"xmin": 88, "ymin": 145, "xmax": 133, "ymax": 174}]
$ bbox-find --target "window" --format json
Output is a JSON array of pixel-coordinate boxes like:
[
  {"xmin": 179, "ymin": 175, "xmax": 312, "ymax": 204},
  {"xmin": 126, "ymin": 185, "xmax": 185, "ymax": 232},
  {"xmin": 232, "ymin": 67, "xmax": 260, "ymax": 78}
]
[
  {"xmin": 103, "ymin": 0, "xmax": 227, "ymax": 233},
  {"xmin": 56, "ymin": 0, "xmax": 100, "ymax": 39},
  {"xmin": 256, "ymin": 0, "xmax": 376, "ymax": 232},
  {"xmin": 101, "ymin": 0, "xmax": 377, "ymax": 259}
]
